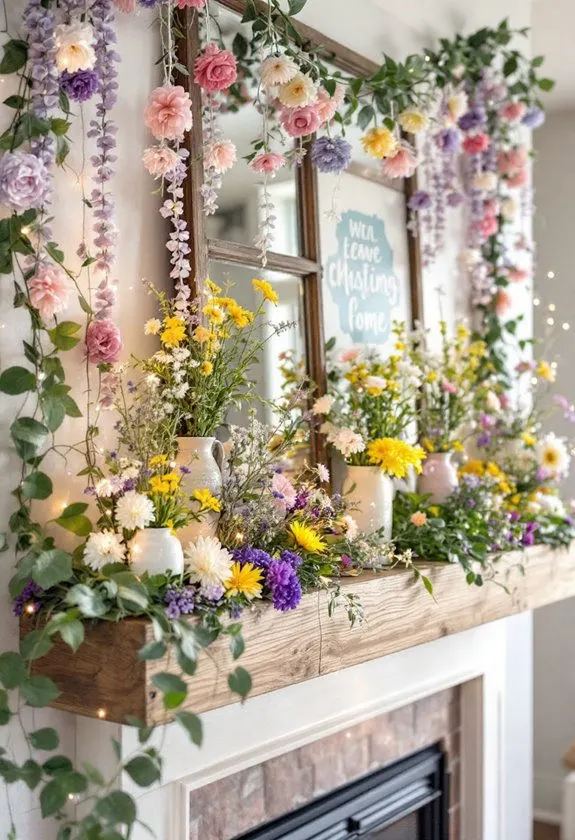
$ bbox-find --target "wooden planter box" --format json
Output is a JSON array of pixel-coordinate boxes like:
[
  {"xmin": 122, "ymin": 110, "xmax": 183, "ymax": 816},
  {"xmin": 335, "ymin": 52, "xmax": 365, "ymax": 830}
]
[{"xmin": 21, "ymin": 544, "xmax": 575, "ymax": 726}]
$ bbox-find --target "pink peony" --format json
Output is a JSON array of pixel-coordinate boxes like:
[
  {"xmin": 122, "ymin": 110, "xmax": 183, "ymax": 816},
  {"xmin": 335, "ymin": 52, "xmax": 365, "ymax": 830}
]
[
  {"xmin": 142, "ymin": 146, "xmax": 180, "ymax": 178},
  {"xmin": 497, "ymin": 147, "xmax": 527, "ymax": 175},
  {"xmin": 479, "ymin": 214, "xmax": 499, "ymax": 238},
  {"xmin": 113, "ymin": 0, "xmax": 137, "ymax": 12},
  {"xmin": 441, "ymin": 380, "xmax": 458, "ymax": 395},
  {"xmin": 508, "ymin": 267, "xmax": 528, "ymax": 283},
  {"xmin": 86, "ymin": 319, "xmax": 123, "ymax": 364},
  {"xmin": 500, "ymin": 101, "xmax": 526, "ymax": 123},
  {"xmin": 315, "ymin": 88, "xmax": 339, "ymax": 124},
  {"xmin": 495, "ymin": 290, "xmax": 512, "ymax": 316},
  {"xmin": 340, "ymin": 347, "xmax": 361, "ymax": 363},
  {"xmin": 144, "ymin": 85, "xmax": 192, "ymax": 142},
  {"xmin": 507, "ymin": 168, "xmax": 528, "ymax": 188},
  {"xmin": 250, "ymin": 152, "xmax": 286, "ymax": 174},
  {"xmin": 28, "ymin": 263, "xmax": 72, "ymax": 321},
  {"xmin": 271, "ymin": 472, "xmax": 297, "ymax": 515},
  {"xmin": 193, "ymin": 43, "xmax": 237, "ymax": 93},
  {"xmin": 462, "ymin": 133, "xmax": 490, "ymax": 155},
  {"xmin": 280, "ymin": 105, "xmax": 321, "ymax": 138},
  {"xmin": 175, "ymin": 0, "xmax": 205, "ymax": 7},
  {"xmin": 204, "ymin": 139, "xmax": 237, "ymax": 173},
  {"xmin": 380, "ymin": 143, "xmax": 418, "ymax": 179}
]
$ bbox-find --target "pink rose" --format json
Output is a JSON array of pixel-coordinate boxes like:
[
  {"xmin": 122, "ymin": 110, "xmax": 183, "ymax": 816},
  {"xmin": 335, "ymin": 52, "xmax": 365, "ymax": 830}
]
[
  {"xmin": 204, "ymin": 139, "xmax": 236, "ymax": 173},
  {"xmin": 497, "ymin": 147, "xmax": 527, "ymax": 175},
  {"xmin": 500, "ymin": 102, "xmax": 526, "ymax": 123},
  {"xmin": 280, "ymin": 105, "xmax": 321, "ymax": 138},
  {"xmin": 250, "ymin": 152, "xmax": 286, "ymax": 174},
  {"xmin": 28, "ymin": 263, "xmax": 71, "ymax": 321},
  {"xmin": 86, "ymin": 319, "xmax": 123, "ymax": 365},
  {"xmin": 462, "ymin": 134, "xmax": 490, "ymax": 155},
  {"xmin": 507, "ymin": 167, "xmax": 528, "ymax": 188},
  {"xmin": 193, "ymin": 43, "xmax": 237, "ymax": 93},
  {"xmin": 315, "ymin": 89, "xmax": 338, "ymax": 124},
  {"xmin": 142, "ymin": 146, "xmax": 180, "ymax": 178},
  {"xmin": 495, "ymin": 290, "xmax": 512, "ymax": 316},
  {"xmin": 380, "ymin": 143, "xmax": 418, "ymax": 179},
  {"xmin": 479, "ymin": 214, "xmax": 498, "ymax": 238},
  {"xmin": 144, "ymin": 85, "xmax": 192, "ymax": 142},
  {"xmin": 340, "ymin": 347, "xmax": 361, "ymax": 363},
  {"xmin": 175, "ymin": 0, "xmax": 205, "ymax": 7}
]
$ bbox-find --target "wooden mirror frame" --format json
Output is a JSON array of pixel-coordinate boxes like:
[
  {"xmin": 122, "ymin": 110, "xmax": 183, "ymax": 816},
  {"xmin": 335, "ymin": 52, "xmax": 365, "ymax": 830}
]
[{"xmin": 176, "ymin": 1, "xmax": 424, "ymax": 464}]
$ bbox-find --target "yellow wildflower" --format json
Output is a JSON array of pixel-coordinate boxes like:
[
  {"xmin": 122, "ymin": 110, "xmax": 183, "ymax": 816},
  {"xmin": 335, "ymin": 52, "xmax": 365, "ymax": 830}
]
[
  {"xmin": 536, "ymin": 361, "xmax": 556, "ymax": 383},
  {"xmin": 193, "ymin": 488, "xmax": 221, "ymax": 513},
  {"xmin": 149, "ymin": 476, "xmax": 169, "ymax": 494},
  {"xmin": 203, "ymin": 303, "xmax": 225, "ymax": 325},
  {"xmin": 161, "ymin": 316, "xmax": 186, "ymax": 348},
  {"xmin": 205, "ymin": 278, "xmax": 222, "ymax": 294},
  {"xmin": 367, "ymin": 438, "xmax": 425, "ymax": 478},
  {"xmin": 225, "ymin": 562, "xmax": 263, "ymax": 600},
  {"xmin": 521, "ymin": 432, "xmax": 537, "ymax": 447},
  {"xmin": 509, "ymin": 494, "xmax": 522, "ymax": 507},
  {"xmin": 452, "ymin": 441, "xmax": 464, "ymax": 453},
  {"xmin": 485, "ymin": 461, "xmax": 503, "ymax": 479},
  {"xmin": 149, "ymin": 454, "xmax": 168, "ymax": 467},
  {"xmin": 498, "ymin": 481, "xmax": 513, "ymax": 496},
  {"xmin": 228, "ymin": 303, "xmax": 253, "ymax": 329},
  {"xmin": 426, "ymin": 371, "xmax": 438, "ymax": 383},
  {"xmin": 410, "ymin": 511, "xmax": 428, "ymax": 527},
  {"xmin": 394, "ymin": 341, "xmax": 406, "ymax": 352},
  {"xmin": 469, "ymin": 340, "xmax": 487, "ymax": 357},
  {"xmin": 193, "ymin": 325, "xmax": 211, "ymax": 343},
  {"xmin": 144, "ymin": 318, "xmax": 161, "ymax": 335},
  {"xmin": 290, "ymin": 521, "xmax": 327, "ymax": 554},
  {"xmin": 252, "ymin": 278, "xmax": 278, "ymax": 304},
  {"xmin": 422, "ymin": 437, "xmax": 435, "ymax": 453},
  {"xmin": 361, "ymin": 126, "xmax": 398, "ymax": 159},
  {"xmin": 456, "ymin": 324, "xmax": 470, "ymax": 341},
  {"xmin": 460, "ymin": 459, "xmax": 485, "ymax": 477},
  {"xmin": 398, "ymin": 110, "xmax": 429, "ymax": 134},
  {"xmin": 162, "ymin": 472, "xmax": 180, "ymax": 488},
  {"xmin": 200, "ymin": 360, "xmax": 213, "ymax": 376},
  {"xmin": 428, "ymin": 506, "xmax": 441, "ymax": 517}
]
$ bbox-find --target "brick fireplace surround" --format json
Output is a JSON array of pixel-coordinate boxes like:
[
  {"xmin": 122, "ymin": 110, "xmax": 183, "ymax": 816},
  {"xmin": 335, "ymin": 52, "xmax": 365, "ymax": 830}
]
[{"xmin": 188, "ymin": 686, "xmax": 462, "ymax": 840}]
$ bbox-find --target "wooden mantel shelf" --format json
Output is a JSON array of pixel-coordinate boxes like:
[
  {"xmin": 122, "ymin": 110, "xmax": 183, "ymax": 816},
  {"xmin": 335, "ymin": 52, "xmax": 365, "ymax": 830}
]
[{"xmin": 23, "ymin": 544, "xmax": 575, "ymax": 726}]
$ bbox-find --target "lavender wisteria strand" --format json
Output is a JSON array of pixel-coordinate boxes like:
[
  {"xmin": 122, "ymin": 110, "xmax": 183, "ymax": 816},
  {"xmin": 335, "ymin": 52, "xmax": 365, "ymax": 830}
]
[
  {"xmin": 161, "ymin": 149, "xmax": 192, "ymax": 315},
  {"xmin": 89, "ymin": 0, "xmax": 120, "ymax": 320}
]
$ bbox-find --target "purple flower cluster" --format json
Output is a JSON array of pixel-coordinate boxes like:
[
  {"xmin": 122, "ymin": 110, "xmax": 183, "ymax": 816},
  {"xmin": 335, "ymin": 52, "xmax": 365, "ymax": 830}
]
[
  {"xmin": 233, "ymin": 546, "xmax": 303, "ymax": 612},
  {"xmin": 23, "ymin": 0, "xmax": 59, "ymax": 179},
  {"xmin": 522, "ymin": 107, "xmax": 545, "ymax": 129},
  {"xmin": 60, "ymin": 69, "xmax": 100, "ymax": 103},
  {"xmin": 12, "ymin": 580, "xmax": 44, "ymax": 617},
  {"xmin": 162, "ymin": 150, "xmax": 192, "ymax": 316},
  {"xmin": 165, "ymin": 586, "xmax": 195, "ymax": 619},
  {"xmin": 435, "ymin": 128, "xmax": 460, "ymax": 155},
  {"xmin": 521, "ymin": 521, "xmax": 539, "ymax": 547},
  {"xmin": 0, "ymin": 152, "xmax": 48, "ymax": 212},
  {"xmin": 310, "ymin": 136, "xmax": 352, "ymax": 174},
  {"xmin": 457, "ymin": 106, "xmax": 486, "ymax": 132},
  {"xmin": 408, "ymin": 190, "xmax": 432, "ymax": 211}
]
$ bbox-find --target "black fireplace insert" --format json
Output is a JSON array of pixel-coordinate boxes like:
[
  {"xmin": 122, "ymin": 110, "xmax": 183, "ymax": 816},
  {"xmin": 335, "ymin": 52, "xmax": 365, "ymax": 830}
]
[{"xmin": 233, "ymin": 743, "xmax": 449, "ymax": 840}]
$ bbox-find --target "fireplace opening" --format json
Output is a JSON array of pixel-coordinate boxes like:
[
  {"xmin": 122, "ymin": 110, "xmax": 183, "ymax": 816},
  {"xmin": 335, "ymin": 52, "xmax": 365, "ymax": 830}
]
[{"xmin": 232, "ymin": 744, "xmax": 449, "ymax": 840}]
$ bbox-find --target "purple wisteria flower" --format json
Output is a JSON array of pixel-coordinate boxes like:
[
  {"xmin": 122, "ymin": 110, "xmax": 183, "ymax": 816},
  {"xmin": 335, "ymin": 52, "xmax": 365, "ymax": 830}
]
[
  {"xmin": 457, "ymin": 106, "xmax": 486, "ymax": 131},
  {"xmin": 60, "ymin": 69, "xmax": 100, "ymax": 103},
  {"xmin": 522, "ymin": 107, "xmax": 545, "ymax": 129},
  {"xmin": 447, "ymin": 191, "xmax": 465, "ymax": 207},
  {"xmin": 310, "ymin": 136, "xmax": 352, "ymax": 174},
  {"xmin": 266, "ymin": 560, "xmax": 302, "ymax": 612},
  {"xmin": 408, "ymin": 190, "xmax": 432, "ymax": 211},
  {"xmin": 435, "ymin": 128, "xmax": 460, "ymax": 155},
  {"xmin": 138, "ymin": 0, "xmax": 161, "ymax": 6},
  {"xmin": 165, "ymin": 586, "xmax": 195, "ymax": 619},
  {"xmin": 0, "ymin": 152, "xmax": 48, "ymax": 212},
  {"xmin": 163, "ymin": 150, "xmax": 192, "ymax": 315},
  {"xmin": 12, "ymin": 581, "xmax": 44, "ymax": 617}
]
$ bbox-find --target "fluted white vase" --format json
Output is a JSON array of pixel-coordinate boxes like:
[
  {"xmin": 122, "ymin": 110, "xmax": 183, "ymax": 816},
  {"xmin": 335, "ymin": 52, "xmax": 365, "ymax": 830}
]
[
  {"xmin": 176, "ymin": 436, "xmax": 224, "ymax": 544},
  {"xmin": 342, "ymin": 465, "xmax": 394, "ymax": 539},
  {"xmin": 417, "ymin": 452, "xmax": 459, "ymax": 504},
  {"xmin": 130, "ymin": 528, "xmax": 184, "ymax": 576}
]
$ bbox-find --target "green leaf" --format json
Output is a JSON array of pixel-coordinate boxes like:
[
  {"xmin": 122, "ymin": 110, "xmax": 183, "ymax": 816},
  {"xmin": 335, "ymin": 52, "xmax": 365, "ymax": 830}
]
[
  {"xmin": 55, "ymin": 503, "xmax": 92, "ymax": 537},
  {"xmin": 531, "ymin": 55, "xmax": 545, "ymax": 67},
  {"xmin": 124, "ymin": 755, "xmax": 161, "ymax": 788},
  {"xmin": 20, "ymin": 629, "xmax": 54, "ymax": 662},
  {"xmin": 3, "ymin": 95, "xmax": 26, "ymax": 109},
  {"xmin": 0, "ymin": 40, "xmax": 28, "ymax": 75},
  {"xmin": 41, "ymin": 394, "xmax": 66, "ymax": 433},
  {"xmin": 288, "ymin": 0, "xmax": 307, "ymax": 13},
  {"xmin": 58, "ymin": 619, "xmax": 85, "ymax": 652},
  {"xmin": 50, "ymin": 118, "xmax": 70, "ymax": 136},
  {"xmin": 177, "ymin": 648, "xmax": 197, "ymax": 677},
  {"xmin": 151, "ymin": 672, "xmax": 187, "ymax": 708},
  {"xmin": 0, "ymin": 652, "xmax": 27, "ymax": 689},
  {"xmin": 82, "ymin": 761, "xmax": 105, "ymax": 786},
  {"xmin": 20, "ymin": 759, "xmax": 42, "ymax": 789},
  {"xmin": 93, "ymin": 791, "xmax": 137, "ymax": 826},
  {"xmin": 357, "ymin": 104, "xmax": 375, "ymax": 131},
  {"xmin": 55, "ymin": 136, "xmax": 70, "ymax": 167},
  {"xmin": 227, "ymin": 666, "xmax": 252, "ymax": 700},
  {"xmin": 112, "ymin": 572, "xmax": 149, "ymax": 610},
  {"xmin": 138, "ymin": 641, "xmax": 166, "ymax": 661},
  {"xmin": 21, "ymin": 675, "xmax": 60, "ymax": 708},
  {"xmin": 175, "ymin": 711, "xmax": 203, "ymax": 747},
  {"xmin": 11, "ymin": 417, "xmax": 49, "ymax": 452},
  {"xmin": 47, "ymin": 321, "xmax": 82, "ymax": 351},
  {"xmin": 0, "ymin": 366, "xmax": 36, "ymax": 395},
  {"xmin": 32, "ymin": 549, "xmax": 73, "ymax": 589},
  {"xmin": 0, "ymin": 757, "xmax": 21, "ymax": 782},
  {"xmin": 229, "ymin": 632, "xmax": 245, "ymax": 660},
  {"xmin": 40, "ymin": 779, "xmax": 67, "ymax": 817},
  {"xmin": 66, "ymin": 583, "xmax": 108, "ymax": 618},
  {"xmin": 30, "ymin": 727, "xmax": 60, "ymax": 751},
  {"xmin": 503, "ymin": 55, "xmax": 518, "ymax": 76},
  {"xmin": 43, "ymin": 755, "xmax": 73, "ymax": 776},
  {"xmin": 241, "ymin": 0, "xmax": 257, "ymax": 21},
  {"xmin": 538, "ymin": 77, "xmax": 555, "ymax": 92},
  {"xmin": 0, "ymin": 689, "xmax": 11, "ymax": 725},
  {"xmin": 21, "ymin": 471, "xmax": 53, "ymax": 501}
]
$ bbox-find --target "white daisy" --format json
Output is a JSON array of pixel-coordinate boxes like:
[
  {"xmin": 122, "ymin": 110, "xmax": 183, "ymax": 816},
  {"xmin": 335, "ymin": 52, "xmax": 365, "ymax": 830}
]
[
  {"xmin": 536, "ymin": 433, "xmax": 571, "ymax": 478},
  {"xmin": 260, "ymin": 54, "xmax": 298, "ymax": 88},
  {"xmin": 144, "ymin": 318, "xmax": 161, "ymax": 335},
  {"xmin": 185, "ymin": 536, "xmax": 233, "ymax": 589},
  {"xmin": 83, "ymin": 531, "xmax": 125, "ymax": 570},
  {"xmin": 115, "ymin": 491, "xmax": 155, "ymax": 530},
  {"xmin": 332, "ymin": 428, "xmax": 365, "ymax": 459}
]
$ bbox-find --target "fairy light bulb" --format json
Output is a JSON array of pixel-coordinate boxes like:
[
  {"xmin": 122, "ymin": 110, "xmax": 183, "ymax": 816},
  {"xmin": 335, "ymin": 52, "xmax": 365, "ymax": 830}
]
[
  {"xmin": 235, "ymin": 532, "xmax": 244, "ymax": 542},
  {"xmin": 547, "ymin": 271, "xmax": 555, "ymax": 279},
  {"xmin": 25, "ymin": 603, "xmax": 36, "ymax": 615},
  {"xmin": 533, "ymin": 298, "xmax": 540, "ymax": 306},
  {"xmin": 547, "ymin": 317, "xmax": 555, "ymax": 326},
  {"xmin": 21, "ymin": 226, "xmax": 31, "ymax": 236},
  {"xmin": 563, "ymin": 323, "xmax": 570, "ymax": 331},
  {"xmin": 96, "ymin": 708, "xmax": 107, "ymax": 719},
  {"xmin": 548, "ymin": 303, "xmax": 556, "ymax": 312},
  {"xmin": 531, "ymin": 377, "xmax": 538, "ymax": 385}
]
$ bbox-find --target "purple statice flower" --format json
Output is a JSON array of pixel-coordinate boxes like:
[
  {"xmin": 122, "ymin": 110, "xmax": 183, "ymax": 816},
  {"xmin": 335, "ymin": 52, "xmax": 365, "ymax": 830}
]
[
  {"xmin": 200, "ymin": 584, "xmax": 225, "ymax": 602},
  {"xmin": 13, "ymin": 581, "xmax": 44, "ymax": 617},
  {"xmin": 60, "ymin": 69, "xmax": 100, "ymax": 103},
  {"xmin": 446, "ymin": 191, "xmax": 465, "ymax": 207},
  {"xmin": 476, "ymin": 433, "xmax": 491, "ymax": 448},
  {"xmin": 522, "ymin": 107, "xmax": 545, "ymax": 129},
  {"xmin": 290, "ymin": 491, "xmax": 309, "ymax": 512},
  {"xmin": 457, "ymin": 106, "xmax": 486, "ymax": 131},
  {"xmin": 0, "ymin": 152, "xmax": 48, "ymax": 212},
  {"xmin": 122, "ymin": 478, "xmax": 137, "ymax": 492},
  {"xmin": 310, "ymin": 136, "xmax": 352, "ymax": 174},
  {"xmin": 279, "ymin": 549, "xmax": 303, "ymax": 569},
  {"xmin": 408, "ymin": 190, "xmax": 432, "ymax": 211},
  {"xmin": 165, "ymin": 586, "xmax": 195, "ymax": 620},
  {"xmin": 435, "ymin": 128, "xmax": 460, "ymax": 155},
  {"xmin": 233, "ymin": 546, "xmax": 274, "ymax": 571},
  {"xmin": 138, "ymin": 0, "xmax": 161, "ymax": 5},
  {"xmin": 564, "ymin": 516, "xmax": 575, "ymax": 527},
  {"xmin": 229, "ymin": 603, "xmax": 243, "ymax": 620},
  {"xmin": 266, "ymin": 560, "xmax": 302, "ymax": 612},
  {"xmin": 180, "ymin": 465, "xmax": 191, "ymax": 474}
]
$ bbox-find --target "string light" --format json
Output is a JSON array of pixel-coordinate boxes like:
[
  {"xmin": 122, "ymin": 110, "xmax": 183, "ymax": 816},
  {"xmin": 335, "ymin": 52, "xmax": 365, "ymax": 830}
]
[
  {"xmin": 531, "ymin": 377, "xmax": 538, "ymax": 385},
  {"xmin": 548, "ymin": 303, "xmax": 556, "ymax": 312},
  {"xmin": 547, "ymin": 317, "xmax": 555, "ymax": 326},
  {"xmin": 533, "ymin": 298, "xmax": 540, "ymax": 306},
  {"xmin": 563, "ymin": 323, "xmax": 571, "ymax": 331},
  {"xmin": 547, "ymin": 271, "xmax": 555, "ymax": 279},
  {"xmin": 235, "ymin": 532, "xmax": 244, "ymax": 542},
  {"xmin": 96, "ymin": 708, "xmax": 107, "ymax": 719},
  {"xmin": 132, "ymin": 544, "xmax": 141, "ymax": 554},
  {"xmin": 25, "ymin": 604, "xmax": 36, "ymax": 615},
  {"xmin": 21, "ymin": 226, "xmax": 31, "ymax": 236}
]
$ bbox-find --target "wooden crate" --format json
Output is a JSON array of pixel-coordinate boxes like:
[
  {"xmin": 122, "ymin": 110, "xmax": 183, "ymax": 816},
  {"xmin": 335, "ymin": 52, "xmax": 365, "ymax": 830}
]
[{"xmin": 21, "ymin": 543, "xmax": 575, "ymax": 726}]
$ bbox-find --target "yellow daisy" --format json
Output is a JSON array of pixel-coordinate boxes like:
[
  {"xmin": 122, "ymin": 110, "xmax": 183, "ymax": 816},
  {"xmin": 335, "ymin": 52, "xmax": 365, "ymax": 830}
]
[
  {"xmin": 252, "ymin": 278, "xmax": 278, "ymax": 305},
  {"xmin": 149, "ymin": 475, "xmax": 169, "ymax": 494},
  {"xmin": 290, "ymin": 521, "xmax": 327, "ymax": 554},
  {"xmin": 160, "ymin": 316, "xmax": 186, "ymax": 348},
  {"xmin": 192, "ymin": 325, "xmax": 211, "ymax": 343},
  {"xmin": 203, "ymin": 303, "xmax": 225, "ymax": 325},
  {"xmin": 361, "ymin": 126, "xmax": 398, "ymax": 159},
  {"xmin": 149, "ymin": 454, "xmax": 168, "ymax": 467},
  {"xmin": 536, "ymin": 361, "xmax": 556, "ymax": 383},
  {"xmin": 367, "ymin": 437, "xmax": 425, "ymax": 478},
  {"xmin": 200, "ymin": 360, "xmax": 213, "ymax": 377},
  {"xmin": 225, "ymin": 562, "xmax": 263, "ymax": 600},
  {"xmin": 193, "ymin": 488, "xmax": 221, "ymax": 513},
  {"xmin": 521, "ymin": 431, "xmax": 537, "ymax": 447}
]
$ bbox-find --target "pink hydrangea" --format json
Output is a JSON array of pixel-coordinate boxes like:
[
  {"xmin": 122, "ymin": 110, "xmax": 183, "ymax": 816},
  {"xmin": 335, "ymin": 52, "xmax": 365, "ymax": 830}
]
[
  {"xmin": 380, "ymin": 143, "xmax": 418, "ymax": 179},
  {"xmin": 144, "ymin": 85, "xmax": 192, "ymax": 142},
  {"xmin": 193, "ymin": 43, "xmax": 237, "ymax": 93},
  {"xmin": 142, "ymin": 146, "xmax": 180, "ymax": 178},
  {"xmin": 483, "ymin": 198, "xmax": 500, "ymax": 216},
  {"xmin": 86, "ymin": 319, "xmax": 123, "ymax": 364},
  {"xmin": 204, "ymin": 139, "xmax": 237, "ymax": 173},
  {"xmin": 462, "ymin": 134, "xmax": 490, "ymax": 155},
  {"xmin": 495, "ymin": 290, "xmax": 512, "ymax": 315},
  {"xmin": 175, "ymin": 0, "xmax": 205, "ymax": 7},
  {"xmin": 500, "ymin": 101, "xmax": 526, "ymax": 123},
  {"xmin": 250, "ymin": 152, "xmax": 286, "ymax": 174},
  {"xmin": 280, "ymin": 105, "xmax": 321, "ymax": 138},
  {"xmin": 28, "ymin": 263, "xmax": 71, "ymax": 321}
]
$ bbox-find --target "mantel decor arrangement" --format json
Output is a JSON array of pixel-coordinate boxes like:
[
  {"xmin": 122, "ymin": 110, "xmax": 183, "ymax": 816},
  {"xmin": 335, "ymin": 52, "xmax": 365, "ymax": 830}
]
[{"xmin": 0, "ymin": 0, "xmax": 570, "ymax": 837}]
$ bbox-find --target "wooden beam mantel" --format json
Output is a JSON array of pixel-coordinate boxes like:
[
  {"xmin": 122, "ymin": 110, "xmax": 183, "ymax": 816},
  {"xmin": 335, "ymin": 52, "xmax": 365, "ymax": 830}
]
[{"xmin": 23, "ymin": 544, "xmax": 575, "ymax": 726}]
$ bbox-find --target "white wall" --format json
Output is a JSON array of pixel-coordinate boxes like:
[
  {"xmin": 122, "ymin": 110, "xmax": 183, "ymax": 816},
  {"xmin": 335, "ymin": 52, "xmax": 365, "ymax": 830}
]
[
  {"xmin": 532, "ymin": 109, "xmax": 575, "ymax": 819},
  {"xmin": 0, "ymin": 0, "xmax": 535, "ymax": 836}
]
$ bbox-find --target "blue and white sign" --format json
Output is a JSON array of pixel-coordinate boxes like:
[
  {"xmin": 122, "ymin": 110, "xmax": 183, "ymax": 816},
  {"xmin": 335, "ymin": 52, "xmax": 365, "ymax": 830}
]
[{"xmin": 325, "ymin": 210, "xmax": 402, "ymax": 345}]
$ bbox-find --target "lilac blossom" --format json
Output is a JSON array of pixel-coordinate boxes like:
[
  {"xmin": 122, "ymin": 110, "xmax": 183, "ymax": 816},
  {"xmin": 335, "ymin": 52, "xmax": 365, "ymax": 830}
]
[
  {"xmin": 435, "ymin": 128, "xmax": 460, "ymax": 155},
  {"xmin": 165, "ymin": 586, "xmax": 195, "ymax": 619},
  {"xmin": 266, "ymin": 560, "xmax": 302, "ymax": 611}
]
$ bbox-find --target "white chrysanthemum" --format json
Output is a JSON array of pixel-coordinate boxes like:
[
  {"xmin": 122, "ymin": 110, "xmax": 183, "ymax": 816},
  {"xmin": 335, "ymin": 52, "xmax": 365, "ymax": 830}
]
[
  {"xmin": 55, "ymin": 22, "xmax": 96, "ymax": 72},
  {"xmin": 144, "ymin": 318, "xmax": 161, "ymax": 335},
  {"xmin": 84, "ymin": 531, "xmax": 125, "ymax": 570},
  {"xmin": 115, "ymin": 491, "xmax": 155, "ymax": 530},
  {"xmin": 472, "ymin": 172, "xmax": 498, "ymax": 192},
  {"xmin": 260, "ymin": 54, "xmax": 298, "ymax": 88},
  {"xmin": 185, "ymin": 536, "xmax": 233, "ymax": 589},
  {"xmin": 536, "ymin": 493, "xmax": 566, "ymax": 517},
  {"xmin": 312, "ymin": 394, "xmax": 335, "ymax": 415},
  {"xmin": 536, "ymin": 433, "xmax": 571, "ymax": 478},
  {"xmin": 278, "ymin": 73, "xmax": 317, "ymax": 108},
  {"xmin": 95, "ymin": 478, "xmax": 115, "ymax": 498},
  {"xmin": 342, "ymin": 514, "xmax": 359, "ymax": 541},
  {"xmin": 332, "ymin": 428, "xmax": 365, "ymax": 459},
  {"xmin": 501, "ymin": 198, "xmax": 518, "ymax": 220}
]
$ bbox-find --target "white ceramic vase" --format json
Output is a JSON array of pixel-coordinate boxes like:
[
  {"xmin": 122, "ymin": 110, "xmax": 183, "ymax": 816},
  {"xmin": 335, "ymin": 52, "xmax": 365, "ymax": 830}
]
[
  {"xmin": 176, "ymin": 436, "xmax": 225, "ymax": 544},
  {"xmin": 417, "ymin": 452, "xmax": 459, "ymax": 504},
  {"xmin": 342, "ymin": 465, "xmax": 394, "ymax": 539},
  {"xmin": 130, "ymin": 528, "xmax": 184, "ymax": 576}
]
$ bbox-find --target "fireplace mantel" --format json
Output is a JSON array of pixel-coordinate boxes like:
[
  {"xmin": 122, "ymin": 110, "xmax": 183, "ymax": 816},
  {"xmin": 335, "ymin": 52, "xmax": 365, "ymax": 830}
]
[{"xmin": 23, "ymin": 543, "xmax": 575, "ymax": 725}]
